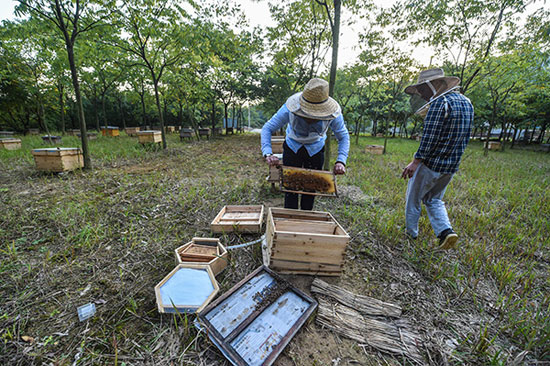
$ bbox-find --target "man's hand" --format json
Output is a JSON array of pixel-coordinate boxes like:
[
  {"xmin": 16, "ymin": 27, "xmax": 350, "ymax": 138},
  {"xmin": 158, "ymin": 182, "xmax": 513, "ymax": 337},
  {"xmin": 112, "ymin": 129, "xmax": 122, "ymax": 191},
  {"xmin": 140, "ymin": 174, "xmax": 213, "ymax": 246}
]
[
  {"xmin": 265, "ymin": 155, "xmax": 280, "ymax": 166},
  {"xmin": 334, "ymin": 162, "xmax": 346, "ymax": 175},
  {"xmin": 401, "ymin": 158, "xmax": 421, "ymax": 179}
]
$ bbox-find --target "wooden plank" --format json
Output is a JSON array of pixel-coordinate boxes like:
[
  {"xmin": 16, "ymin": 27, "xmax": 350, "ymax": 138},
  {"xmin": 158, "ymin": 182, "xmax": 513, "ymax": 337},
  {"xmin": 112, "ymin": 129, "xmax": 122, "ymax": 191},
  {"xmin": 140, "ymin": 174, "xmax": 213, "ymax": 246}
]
[
  {"xmin": 274, "ymin": 220, "xmax": 338, "ymax": 235},
  {"xmin": 271, "ymin": 259, "xmax": 341, "ymax": 272},
  {"xmin": 271, "ymin": 249, "xmax": 344, "ymax": 266}
]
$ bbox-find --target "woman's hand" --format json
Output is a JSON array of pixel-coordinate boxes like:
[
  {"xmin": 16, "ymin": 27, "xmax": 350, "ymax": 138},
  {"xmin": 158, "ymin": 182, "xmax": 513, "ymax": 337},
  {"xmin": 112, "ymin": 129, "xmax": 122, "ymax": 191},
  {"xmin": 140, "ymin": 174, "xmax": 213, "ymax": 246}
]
[
  {"xmin": 266, "ymin": 155, "xmax": 280, "ymax": 166},
  {"xmin": 334, "ymin": 162, "xmax": 346, "ymax": 175}
]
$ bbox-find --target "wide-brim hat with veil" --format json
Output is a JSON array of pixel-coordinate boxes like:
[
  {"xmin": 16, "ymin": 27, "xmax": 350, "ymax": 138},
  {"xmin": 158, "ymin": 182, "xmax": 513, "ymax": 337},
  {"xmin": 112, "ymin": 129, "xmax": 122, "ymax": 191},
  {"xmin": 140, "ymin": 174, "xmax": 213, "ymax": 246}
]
[
  {"xmin": 404, "ymin": 68, "xmax": 460, "ymax": 98},
  {"xmin": 286, "ymin": 78, "xmax": 341, "ymax": 119},
  {"xmin": 405, "ymin": 68, "xmax": 461, "ymax": 116}
]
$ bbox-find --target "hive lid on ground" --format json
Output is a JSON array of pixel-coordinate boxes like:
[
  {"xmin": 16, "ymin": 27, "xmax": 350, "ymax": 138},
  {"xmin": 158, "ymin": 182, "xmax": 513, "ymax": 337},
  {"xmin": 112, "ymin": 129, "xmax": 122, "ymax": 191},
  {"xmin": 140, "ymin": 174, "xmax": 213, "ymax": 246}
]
[
  {"xmin": 31, "ymin": 147, "xmax": 82, "ymax": 156},
  {"xmin": 154, "ymin": 264, "xmax": 219, "ymax": 313},
  {"xmin": 280, "ymin": 165, "xmax": 337, "ymax": 197},
  {"xmin": 198, "ymin": 265, "xmax": 317, "ymax": 366}
]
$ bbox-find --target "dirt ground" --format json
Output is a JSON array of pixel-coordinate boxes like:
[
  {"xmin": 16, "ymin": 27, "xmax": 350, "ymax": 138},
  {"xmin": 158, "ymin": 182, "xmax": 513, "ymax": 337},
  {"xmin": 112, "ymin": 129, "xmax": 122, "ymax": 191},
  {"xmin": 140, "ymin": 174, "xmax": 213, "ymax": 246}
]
[{"xmin": 1, "ymin": 134, "xmax": 547, "ymax": 365}]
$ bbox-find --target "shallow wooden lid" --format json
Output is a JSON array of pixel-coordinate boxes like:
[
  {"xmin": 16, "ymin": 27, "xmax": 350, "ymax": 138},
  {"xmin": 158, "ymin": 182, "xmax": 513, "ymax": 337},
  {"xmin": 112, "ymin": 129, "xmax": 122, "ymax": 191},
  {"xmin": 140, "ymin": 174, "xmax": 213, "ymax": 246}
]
[
  {"xmin": 0, "ymin": 138, "xmax": 21, "ymax": 143},
  {"xmin": 137, "ymin": 130, "xmax": 161, "ymax": 134},
  {"xmin": 31, "ymin": 147, "xmax": 82, "ymax": 156}
]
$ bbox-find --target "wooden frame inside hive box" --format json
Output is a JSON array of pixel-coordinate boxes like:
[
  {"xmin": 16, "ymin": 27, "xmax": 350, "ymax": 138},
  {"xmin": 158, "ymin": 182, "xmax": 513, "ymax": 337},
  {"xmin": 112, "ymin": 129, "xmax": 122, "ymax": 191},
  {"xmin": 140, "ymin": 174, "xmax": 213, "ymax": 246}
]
[
  {"xmin": 137, "ymin": 130, "xmax": 162, "ymax": 144},
  {"xmin": 280, "ymin": 165, "xmax": 337, "ymax": 197},
  {"xmin": 263, "ymin": 207, "xmax": 350, "ymax": 276},
  {"xmin": 101, "ymin": 126, "xmax": 120, "ymax": 137},
  {"xmin": 174, "ymin": 237, "xmax": 228, "ymax": 276},
  {"xmin": 365, "ymin": 145, "xmax": 384, "ymax": 154},
  {"xmin": 0, "ymin": 138, "xmax": 22, "ymax": 150},
  {"xmin": 154, "ymin": 264, "xmax": 219, "ymax": 313},
  {"xmin": 198, "ymin": 265, "xmax": 317, "ymax": 366},
  {"xmin": 211, "ymin": 205, "xmax": 264, "ymax": 233},
  {"xmin": 31, "ymin": 147, "xmax": 84, "ymax": 172}
]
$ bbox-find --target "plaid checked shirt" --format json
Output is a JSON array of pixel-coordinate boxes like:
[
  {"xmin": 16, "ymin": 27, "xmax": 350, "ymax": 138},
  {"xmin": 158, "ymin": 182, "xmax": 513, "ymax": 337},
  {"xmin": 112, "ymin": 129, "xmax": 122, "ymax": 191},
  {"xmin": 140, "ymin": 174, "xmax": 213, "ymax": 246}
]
[{"xmin": 415, "ymin": 92, "xmax": 474, "ymax": 174}]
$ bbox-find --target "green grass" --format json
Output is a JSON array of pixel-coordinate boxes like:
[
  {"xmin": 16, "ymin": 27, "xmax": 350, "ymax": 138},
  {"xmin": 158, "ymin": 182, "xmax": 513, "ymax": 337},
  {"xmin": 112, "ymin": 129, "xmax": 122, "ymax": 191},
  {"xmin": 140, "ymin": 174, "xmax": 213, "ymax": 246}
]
[{"xmin": 0, "ymin": 132, "xmax": 548, "ymax": 365}]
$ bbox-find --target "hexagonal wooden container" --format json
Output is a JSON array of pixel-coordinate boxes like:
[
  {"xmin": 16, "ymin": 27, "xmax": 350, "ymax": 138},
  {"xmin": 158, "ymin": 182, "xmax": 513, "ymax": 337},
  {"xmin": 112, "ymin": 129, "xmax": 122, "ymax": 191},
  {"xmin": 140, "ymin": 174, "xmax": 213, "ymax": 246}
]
[
  {"xmin": 154, "ymin": 264, "xmax": 219, "ymax": 314},
  {"xmin": 174, "ymin": 238, "xmax": 228, "ymax": 276}
]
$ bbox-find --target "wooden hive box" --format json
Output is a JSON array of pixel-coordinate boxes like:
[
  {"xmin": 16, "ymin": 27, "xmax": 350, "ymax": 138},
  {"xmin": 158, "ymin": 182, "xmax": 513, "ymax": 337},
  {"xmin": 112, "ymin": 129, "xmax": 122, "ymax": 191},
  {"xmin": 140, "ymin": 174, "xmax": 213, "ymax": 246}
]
[
  {"xmin": 198, "ymin": 128, "xmax": 211, "ymax": 138},
  {"xmin": 125, "ymin": 127, "xmax": 140, "ymax": 136},
  {"xmin": 211, "ymin": 205, "xmax": 264, "ymax": 233},
  {"xmin": 488, "ymin": 141, "xmax": 501, "ymax": 151},
  {"xmin": 165, "ymin": 126, "xmax": 176, "ymax": 133},
  {"xmin": 42, "ymin": 135, "xmax": 62, "ymax": 144},
  {"xmin": 31, "ymin": 147, "xmax": 84, "ymax": 172},
  {"xmin": 365, "ymin": 144, "xmax": 384, "ymax": 154},
  {"xmin": 198, "ymin": 265, "xmax": 317, "ymax": 366},
  {"xmin": 28, "ymin": 129, "xmax": 40, "ymax": 135},
  {"xmin": 0, "ymin": 131, "xmax": 15, "ymax": 137},
  {"xmin": 174, "ymin": 237, "xmax": 228, "ymax": 276},
  {"xmin": 263, "ymin": 207, "xmax": 350, "ymax": 276},
  {"xmin": 271, "ymin": 136, "xmax": 285, "ymax": 154},
  {"xmin": 180, "ymin": 128, "xmax": 194, "ymax": 140},
  {"xmin": 76, "ymin": 132, "xmax": 97, "ymax": 140},
  {"xmin": 137, "ymin": 130, "xmax": 162, "ymax": 144},
  {"xmin": 154, "ymin": 264, "xmax": 219, "ymax": 314},
  {"xmin": 0, "ymin": 138, "xmax": 22, "ymax": 150},
  {"xmin": 67, "ymin": 129, "xmax": 80, "ymax": 136},
  {"xmin": 101, "ymin": 126, "xmax": 120, "ymax": 137}
]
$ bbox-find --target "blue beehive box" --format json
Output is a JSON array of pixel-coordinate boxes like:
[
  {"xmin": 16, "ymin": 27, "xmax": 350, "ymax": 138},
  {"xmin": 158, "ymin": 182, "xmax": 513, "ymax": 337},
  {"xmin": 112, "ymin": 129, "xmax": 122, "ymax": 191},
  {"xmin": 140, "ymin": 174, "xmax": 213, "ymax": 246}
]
[{"xmin": 154, "ymin": 264, "xmax": 219, "ymax": 313}]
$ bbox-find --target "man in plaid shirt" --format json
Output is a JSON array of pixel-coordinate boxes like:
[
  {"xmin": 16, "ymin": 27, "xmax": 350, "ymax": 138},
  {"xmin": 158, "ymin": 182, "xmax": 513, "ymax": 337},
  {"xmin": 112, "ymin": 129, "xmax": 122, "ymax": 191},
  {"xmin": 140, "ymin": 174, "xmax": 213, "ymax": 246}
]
[{"xmin": 402, "ymin": 69, "xmax": 473, "ymax": 249}]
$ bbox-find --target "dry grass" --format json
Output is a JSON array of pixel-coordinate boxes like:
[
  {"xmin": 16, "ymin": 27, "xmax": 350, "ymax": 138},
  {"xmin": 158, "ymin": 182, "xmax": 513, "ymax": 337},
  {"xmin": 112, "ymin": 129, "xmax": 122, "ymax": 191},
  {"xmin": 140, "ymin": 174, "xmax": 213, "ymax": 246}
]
[{"xmin": 0, "ymin": 133, "xmax": 548, "ymax": 365}]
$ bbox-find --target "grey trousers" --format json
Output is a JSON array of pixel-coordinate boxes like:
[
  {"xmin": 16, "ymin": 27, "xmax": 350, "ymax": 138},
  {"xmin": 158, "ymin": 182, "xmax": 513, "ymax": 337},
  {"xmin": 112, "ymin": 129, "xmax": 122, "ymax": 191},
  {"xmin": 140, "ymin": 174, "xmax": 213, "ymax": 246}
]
[{"xmin": 405, "ymin": 163, "xmax": 454, "ymax": 238}]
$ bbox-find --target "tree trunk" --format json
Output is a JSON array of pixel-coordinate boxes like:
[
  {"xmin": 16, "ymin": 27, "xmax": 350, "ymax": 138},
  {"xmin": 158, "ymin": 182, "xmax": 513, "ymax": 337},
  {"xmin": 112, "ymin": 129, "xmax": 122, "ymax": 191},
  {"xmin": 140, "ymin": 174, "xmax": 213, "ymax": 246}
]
[
  {"xmin": 324, "ymin": 0, "xmax": 341, "ymax": 171},
  {"xmin": 151, "ymin": 77, "xmax": 166, "ymax": 149},
  {"xmin": 119, "ymin": 97, "xmax": 126, "ymax": 130},
  {"xmin": 102, "ymin": 95, "xmax": 107, "ymax": 129},
  {"xmin": 59, "ymin": 82, "xmax": 65, "ymax": 134},
  {"xmin": 511, "ymin": 127, "xmax": 517, "ymax": 149},
  {"xmin": 66, "ymin": 43, "xmax": 91, "ymax": 169},
  {"xmin": 140, "ymin": 92, "xmax": 146, "ymax": 128},
  {"xmin": 224, "ymin": 103, "xmax": 229, "ymax": 135},
  {"xmin": 211, "ymin": 99, "xmax": 216, "ymax": 135}
]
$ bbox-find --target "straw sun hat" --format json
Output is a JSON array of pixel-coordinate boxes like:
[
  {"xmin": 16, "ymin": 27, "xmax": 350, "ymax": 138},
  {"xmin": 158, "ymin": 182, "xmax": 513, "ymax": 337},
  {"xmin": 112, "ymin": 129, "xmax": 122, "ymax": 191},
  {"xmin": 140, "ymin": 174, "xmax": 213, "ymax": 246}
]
[
  {"xmin": 404, "ymin": 68, "xmax": 460, "ymax": 98},
  {"xmin": 286, "ymin": 78, "xmax": 341, "ymax": 119}
]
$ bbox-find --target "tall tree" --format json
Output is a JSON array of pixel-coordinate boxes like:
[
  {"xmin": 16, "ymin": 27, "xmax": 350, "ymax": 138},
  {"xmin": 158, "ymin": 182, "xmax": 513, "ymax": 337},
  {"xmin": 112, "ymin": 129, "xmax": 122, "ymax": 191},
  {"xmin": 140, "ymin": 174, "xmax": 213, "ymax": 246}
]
[
  {"xmin": 16, "ymin": 0, "xmax": 113, "ymax": 169},
  {"xmin": 116, "ymin": 0, "xmax": 194, "ymax": 149}
]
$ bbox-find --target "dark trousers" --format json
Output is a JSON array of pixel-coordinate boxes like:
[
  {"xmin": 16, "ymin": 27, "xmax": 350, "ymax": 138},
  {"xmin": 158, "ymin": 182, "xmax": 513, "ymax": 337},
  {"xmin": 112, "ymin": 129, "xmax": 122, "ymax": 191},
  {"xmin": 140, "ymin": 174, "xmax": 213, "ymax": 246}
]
[{"xmin": 283, "ymin": 141, "xmax": 325, "ymax": 210}]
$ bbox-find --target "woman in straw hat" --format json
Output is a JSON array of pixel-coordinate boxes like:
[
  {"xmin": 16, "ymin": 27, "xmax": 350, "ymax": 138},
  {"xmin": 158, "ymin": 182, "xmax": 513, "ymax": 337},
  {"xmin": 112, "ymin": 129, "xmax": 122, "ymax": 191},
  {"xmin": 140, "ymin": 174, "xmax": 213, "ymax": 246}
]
[
  {"xmin": 402, "ymin": 68, "xmax": 474, "ymax": 249},
  {"xmin": 261, "ymin": 78, "xmax": 350, "ymax": 210}
]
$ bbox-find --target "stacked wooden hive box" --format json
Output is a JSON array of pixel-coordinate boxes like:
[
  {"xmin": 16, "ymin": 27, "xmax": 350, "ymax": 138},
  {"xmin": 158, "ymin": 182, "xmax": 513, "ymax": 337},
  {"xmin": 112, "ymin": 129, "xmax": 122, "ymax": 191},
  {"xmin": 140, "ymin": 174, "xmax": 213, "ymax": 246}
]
[{"xmin": 263, "ymin": 207, "xmax": 350, "ymax": 276}]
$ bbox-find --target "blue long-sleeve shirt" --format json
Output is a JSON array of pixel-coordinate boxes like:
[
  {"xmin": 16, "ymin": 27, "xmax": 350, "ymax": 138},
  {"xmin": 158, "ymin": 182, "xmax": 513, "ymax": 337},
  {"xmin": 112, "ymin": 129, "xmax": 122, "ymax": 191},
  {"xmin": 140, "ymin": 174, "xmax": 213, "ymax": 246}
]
[
  {"xmin": 261, "ymin": 104, "xmax": 350, "ymax": 164},
  {"xmin": 415, "ymin": 92, "xmax": 473, "ymax": 174}
]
